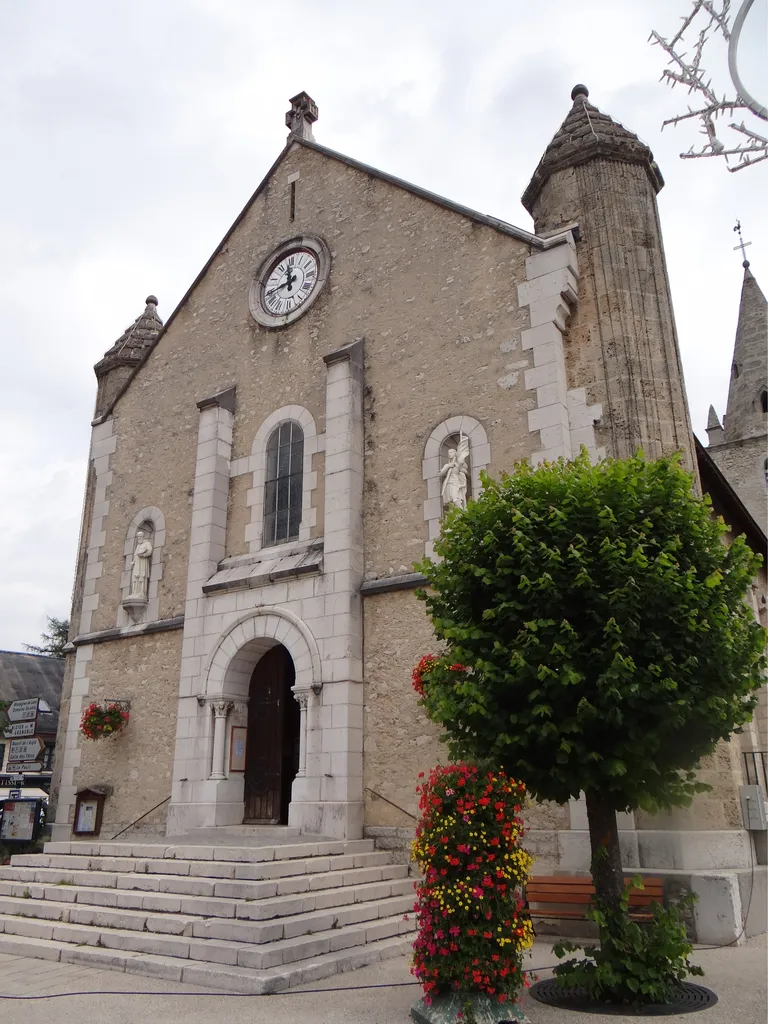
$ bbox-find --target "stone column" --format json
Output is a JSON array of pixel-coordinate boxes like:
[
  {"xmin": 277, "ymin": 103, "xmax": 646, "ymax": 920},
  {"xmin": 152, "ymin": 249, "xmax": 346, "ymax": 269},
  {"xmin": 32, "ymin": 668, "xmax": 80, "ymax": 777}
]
[
  {"xmin": 167, "ymin": 387, "xmax": 240, "ymax": 835},
  {"xmin": 293, "ymin": 690, "xmax": 309, "ymax": 779},
  {"xmin": 289, "ymin": 339, "xmax": 365, "ymax": 839},
  {"xmin": 209, "ymin": 701, "xmax": 234, "ymax": 780}
]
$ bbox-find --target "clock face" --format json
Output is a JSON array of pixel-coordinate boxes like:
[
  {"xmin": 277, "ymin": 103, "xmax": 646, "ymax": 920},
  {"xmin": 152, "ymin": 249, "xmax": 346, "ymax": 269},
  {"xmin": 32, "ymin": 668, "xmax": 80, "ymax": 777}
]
[{"xmin": 262, "ymin": 249, "xmax": 319, "ymax": 317}]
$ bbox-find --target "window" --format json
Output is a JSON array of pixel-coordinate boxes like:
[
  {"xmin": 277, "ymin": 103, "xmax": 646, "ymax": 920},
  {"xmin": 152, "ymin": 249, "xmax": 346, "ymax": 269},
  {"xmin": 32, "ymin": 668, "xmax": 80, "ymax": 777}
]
[
  {"xmin": 263, "ymin": 422, "xmax": 304, "ymax": 546},
  {"xmin": 732, "ymin": 363, "xmax": 740, "ymax": 379},
  {"xmin": 764, "ymin": 458, "xmax": 768, "ymax": 489},
  {"xmin": 42, "ymin": 744, "xmax": 55, "ymax": 771},
  {"xmin": 761, "ymin": 390, "xmax": 767, "ymax": 414}
]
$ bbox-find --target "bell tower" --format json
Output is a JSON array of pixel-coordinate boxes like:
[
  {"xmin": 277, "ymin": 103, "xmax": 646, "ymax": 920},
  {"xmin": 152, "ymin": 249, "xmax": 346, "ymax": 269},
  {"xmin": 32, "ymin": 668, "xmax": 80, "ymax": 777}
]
[{"xmin": 522, "ymin": 86, "xmax": 695, "ymax": 470}]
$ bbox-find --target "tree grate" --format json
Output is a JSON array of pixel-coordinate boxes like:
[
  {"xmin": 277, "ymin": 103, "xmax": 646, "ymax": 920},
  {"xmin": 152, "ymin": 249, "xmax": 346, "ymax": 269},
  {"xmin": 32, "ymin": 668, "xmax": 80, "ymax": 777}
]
[{"xmin": 528, "ymin": 979, "xmax": 718, "ymax": 1016}]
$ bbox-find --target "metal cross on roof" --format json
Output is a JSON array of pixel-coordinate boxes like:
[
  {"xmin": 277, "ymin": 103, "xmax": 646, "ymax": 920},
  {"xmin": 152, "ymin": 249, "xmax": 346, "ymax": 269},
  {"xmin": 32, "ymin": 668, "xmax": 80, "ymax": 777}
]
[{"xmin": 733, "ymin": 221, "xmax": 752, "ymax": 268}]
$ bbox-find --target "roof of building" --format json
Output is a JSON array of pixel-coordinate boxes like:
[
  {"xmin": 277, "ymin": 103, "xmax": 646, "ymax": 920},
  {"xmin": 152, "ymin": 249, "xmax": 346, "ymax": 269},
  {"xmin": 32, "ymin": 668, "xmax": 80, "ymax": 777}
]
[
  {"xmin": 0, "ymin": 651, "xmax": 63, "ymax": 736},
  {"xmin": 522, "ymin": 85, "xmax": 664, "ymax": 213},
  {"xmin": 695, "ymin": 436, "xmax": 767, "ymax": 556},
  {"xmin": 94, "ymin": 295, "xmax": 164, "ymax": 378}
]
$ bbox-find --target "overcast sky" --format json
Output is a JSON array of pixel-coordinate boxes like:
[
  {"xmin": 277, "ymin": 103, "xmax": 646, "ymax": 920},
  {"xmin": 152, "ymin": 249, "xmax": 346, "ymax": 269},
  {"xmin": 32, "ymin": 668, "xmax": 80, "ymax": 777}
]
[{"xmin": 1, "ymin": 0, "xmax": 766, "ymax": 652}]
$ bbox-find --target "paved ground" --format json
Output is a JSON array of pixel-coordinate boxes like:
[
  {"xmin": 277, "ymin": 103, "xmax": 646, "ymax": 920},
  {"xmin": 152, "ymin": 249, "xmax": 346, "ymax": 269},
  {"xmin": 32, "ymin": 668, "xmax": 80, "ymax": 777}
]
[{"xmin": 0, "ymin": 935, "xmax": 764, "ymax": 1023}]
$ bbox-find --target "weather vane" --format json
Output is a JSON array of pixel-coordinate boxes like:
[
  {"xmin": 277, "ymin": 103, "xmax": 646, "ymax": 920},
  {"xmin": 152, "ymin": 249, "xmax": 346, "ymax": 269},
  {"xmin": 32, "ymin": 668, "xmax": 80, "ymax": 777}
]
[
  {"xmin": 650, "ymin": 0, "xmax": 767, "ymax": 171},
  {"xmin": 733, "ymin": 221, "xmax": 752, "ymax": 267}
]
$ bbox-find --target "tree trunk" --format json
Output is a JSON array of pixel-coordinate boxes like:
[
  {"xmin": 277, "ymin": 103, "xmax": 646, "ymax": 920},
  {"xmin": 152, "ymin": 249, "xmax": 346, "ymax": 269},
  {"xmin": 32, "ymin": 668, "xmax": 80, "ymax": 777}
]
[{"xmin": 584, "ymin": 790, "xmax": 624, "ymax": 910}]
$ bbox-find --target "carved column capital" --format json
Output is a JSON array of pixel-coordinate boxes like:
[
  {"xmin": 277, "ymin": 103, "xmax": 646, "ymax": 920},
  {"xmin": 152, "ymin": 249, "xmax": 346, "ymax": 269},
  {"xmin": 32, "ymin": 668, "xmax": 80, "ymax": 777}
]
[
  {"xmin": 211, "ymin": 700, "xmax": 234, "ymax": 718},
  {"xmin": 293, "ymin": 690, "xmax": 310, "ymax": 711}
]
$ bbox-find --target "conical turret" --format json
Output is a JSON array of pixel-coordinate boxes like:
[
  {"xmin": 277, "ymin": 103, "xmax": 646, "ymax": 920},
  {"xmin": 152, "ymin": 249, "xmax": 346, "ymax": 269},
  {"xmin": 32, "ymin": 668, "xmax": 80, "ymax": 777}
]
[
  {"xmin": 522, "ymin": 86, "xmax": 694, "ymax": 469},
  {"xmin": 94, "ymin": 295, "xmax": 162, "ymax": 418},
  {"xmin": 722, "ymin": 266, "xmax": 767, "ymax": 443},
  {"xmin": 706, "ymin": 404, "xmax": 725, "ymax": 447}
]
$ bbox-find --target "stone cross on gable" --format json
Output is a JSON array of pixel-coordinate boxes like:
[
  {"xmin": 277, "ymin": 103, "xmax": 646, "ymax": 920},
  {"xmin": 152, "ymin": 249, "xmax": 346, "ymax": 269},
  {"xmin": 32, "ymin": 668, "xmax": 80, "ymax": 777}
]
[{"xmin": 286, "ymin": 92, "xmax": 318, "ymax": 142}]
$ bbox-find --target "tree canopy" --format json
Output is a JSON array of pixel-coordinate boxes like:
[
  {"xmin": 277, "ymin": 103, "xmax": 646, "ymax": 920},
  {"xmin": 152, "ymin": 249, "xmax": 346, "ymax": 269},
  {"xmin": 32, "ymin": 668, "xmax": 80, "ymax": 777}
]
[
  {"xmin": 415, "ymin": 451, "xmax": 766, "ymax": 814},
  {"xmin": 23, "ymin": 616, "xmax": 69, "ymax": 659}
]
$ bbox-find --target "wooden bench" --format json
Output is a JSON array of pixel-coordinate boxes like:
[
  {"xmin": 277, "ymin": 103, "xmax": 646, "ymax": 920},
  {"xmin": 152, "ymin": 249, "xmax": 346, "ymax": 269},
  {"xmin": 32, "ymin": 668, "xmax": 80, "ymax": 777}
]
[{"xmin": 525, "ymin": 875, "xmax": 665, "ymax": 925}]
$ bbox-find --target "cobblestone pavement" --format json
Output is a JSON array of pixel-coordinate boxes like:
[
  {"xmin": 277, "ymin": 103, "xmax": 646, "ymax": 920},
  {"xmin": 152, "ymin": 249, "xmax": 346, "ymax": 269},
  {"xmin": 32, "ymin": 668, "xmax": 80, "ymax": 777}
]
[{"xmin": 0, "ymin": 936, "xmax": 764, "ymax": 1024}]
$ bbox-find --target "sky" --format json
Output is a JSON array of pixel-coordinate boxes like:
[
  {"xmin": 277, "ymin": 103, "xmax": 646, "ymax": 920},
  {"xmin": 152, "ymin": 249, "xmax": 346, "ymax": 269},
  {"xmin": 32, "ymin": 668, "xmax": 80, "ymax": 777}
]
[{"xmin": 0, "ymin": 0, "xmax": 766, "ymax": 651}]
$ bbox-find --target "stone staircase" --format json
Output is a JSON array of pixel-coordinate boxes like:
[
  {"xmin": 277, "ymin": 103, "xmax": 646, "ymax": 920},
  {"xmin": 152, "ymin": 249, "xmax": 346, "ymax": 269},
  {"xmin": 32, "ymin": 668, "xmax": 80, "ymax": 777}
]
[{"xmin": 0, "ymin": 832, "xmax": 417, "ymax": 993}]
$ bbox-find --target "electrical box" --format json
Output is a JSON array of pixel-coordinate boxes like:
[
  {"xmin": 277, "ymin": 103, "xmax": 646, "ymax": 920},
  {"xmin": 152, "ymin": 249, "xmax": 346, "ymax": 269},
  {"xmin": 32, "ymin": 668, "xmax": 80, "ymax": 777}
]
[{"xmin": 740, "ymin": 785, "xmax": 767, "ymax": 831}]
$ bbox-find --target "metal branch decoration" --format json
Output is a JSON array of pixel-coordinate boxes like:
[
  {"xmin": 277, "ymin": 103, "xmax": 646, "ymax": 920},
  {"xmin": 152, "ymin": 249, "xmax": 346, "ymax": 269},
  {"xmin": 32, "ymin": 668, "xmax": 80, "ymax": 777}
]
[{"xmin": 650, "ymin": 0, "xmax": 768, "ymax": 170}]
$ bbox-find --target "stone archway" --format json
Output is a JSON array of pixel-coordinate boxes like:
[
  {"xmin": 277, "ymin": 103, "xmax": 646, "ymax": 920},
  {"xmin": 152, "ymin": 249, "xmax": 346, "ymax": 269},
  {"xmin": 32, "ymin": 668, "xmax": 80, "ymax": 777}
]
[{"xmin": 198, "ymin": 607, "xmax": 321, "ymax": 828}]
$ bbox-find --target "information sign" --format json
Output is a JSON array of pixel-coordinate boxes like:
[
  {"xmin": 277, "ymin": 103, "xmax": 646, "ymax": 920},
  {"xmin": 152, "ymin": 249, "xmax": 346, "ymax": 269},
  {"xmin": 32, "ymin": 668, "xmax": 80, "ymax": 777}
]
[
  {"xmin": 5, "ymin": 762, "xmax": 43, "ymax": 773},
  {"xmin": 3, "ymin": 721, "xmax": 36, "ymax": 739},
  {"xmin": 0, "ymin": 800, "xmax": 39, "ymax": 842},
  {"xmin": 8, "ymin": 790, "xmax": 21, "ymax": 799},
  {"xmin": 7, "ymin": 699, "xmax": 39, "ymax": 723},
  {"xmin": 8, "ymin": 737, "xmax": 45, "ymax": 762}
]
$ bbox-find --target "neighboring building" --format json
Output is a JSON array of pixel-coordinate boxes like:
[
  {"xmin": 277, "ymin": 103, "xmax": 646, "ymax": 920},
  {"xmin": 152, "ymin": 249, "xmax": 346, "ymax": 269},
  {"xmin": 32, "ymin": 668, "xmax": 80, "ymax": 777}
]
[
  {"xmin": 0, "ymin": 651, "xmax": 63, "ymax": 793},
  {"xmin": 48, "ymin": 87, "xmax": 765, "ymax": 940},
  {"xmin": 706, "ymin": 263, "xmax": 768, "ymax": 527}
]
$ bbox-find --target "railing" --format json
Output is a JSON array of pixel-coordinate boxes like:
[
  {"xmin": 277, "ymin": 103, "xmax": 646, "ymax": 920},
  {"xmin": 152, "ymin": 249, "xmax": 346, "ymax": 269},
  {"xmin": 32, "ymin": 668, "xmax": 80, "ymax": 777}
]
[
  {"xmin": 743, "ymin": 751, "xmax": 768, "ymax": 794},
  {"xmin": 364, "ymin": 786, "xmax": 417, "ymax": 821},
  {"xmin": 110, "ymin": 795, "xmax": 171, "ymax": 841}
]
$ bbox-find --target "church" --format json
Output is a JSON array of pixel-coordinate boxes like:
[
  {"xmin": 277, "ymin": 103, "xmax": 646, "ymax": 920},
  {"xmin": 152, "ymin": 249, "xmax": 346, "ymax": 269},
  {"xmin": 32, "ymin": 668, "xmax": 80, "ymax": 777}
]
[{"xmin": 49, "ymin": 87, "xmax": 766, "ymax": 942}]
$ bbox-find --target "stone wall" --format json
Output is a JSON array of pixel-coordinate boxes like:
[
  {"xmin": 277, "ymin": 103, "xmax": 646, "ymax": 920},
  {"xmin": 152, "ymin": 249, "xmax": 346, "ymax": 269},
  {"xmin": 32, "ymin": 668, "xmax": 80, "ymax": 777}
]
[
  {"xmin": 708, "ymin": 435, "xmax": 768, "ymax": 529},
  {"xmin": 62, "ymin": 630, "xmax": 182, "ymax": 834}
]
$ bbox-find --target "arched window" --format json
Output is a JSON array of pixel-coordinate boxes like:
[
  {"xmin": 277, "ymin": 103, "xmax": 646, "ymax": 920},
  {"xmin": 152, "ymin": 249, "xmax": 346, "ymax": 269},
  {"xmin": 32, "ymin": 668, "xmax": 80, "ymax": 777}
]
[
  {"xmin": 764, "ymin": 458, "xmax": 768, "ymax": 489},
  {"xmin": 760, "ymin": 390, "xmax": 767, "ymax": 414},
  {"xmin": 732, "ymin": 363, "xmax": 740, "ymax": 380},
  {"xmin": 263, "ymin": 422, "xmax": 304, "ymax": 546}
]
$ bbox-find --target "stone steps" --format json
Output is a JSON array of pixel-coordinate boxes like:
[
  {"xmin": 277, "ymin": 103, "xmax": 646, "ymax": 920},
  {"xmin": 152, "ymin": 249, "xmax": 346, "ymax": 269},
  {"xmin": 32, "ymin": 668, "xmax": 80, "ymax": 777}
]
[
  {"xmin": 0, "ymin": 929, "xmax": 413, "ymax": 993},
  {"xmin": 0, "ymin": 834, "xmax": 417, "ymax": 992}
]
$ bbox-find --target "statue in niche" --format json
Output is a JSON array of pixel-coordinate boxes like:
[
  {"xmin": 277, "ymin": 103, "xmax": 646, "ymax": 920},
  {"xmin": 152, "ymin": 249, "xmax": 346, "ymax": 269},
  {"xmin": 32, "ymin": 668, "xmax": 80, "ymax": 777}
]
[
  {"xmin": 128, "ymin": 529, "xmax": 154, "ymax": 602},
  {"xmin": 440, "ymin": 433, "xmax": 470, "ymax": 511}
]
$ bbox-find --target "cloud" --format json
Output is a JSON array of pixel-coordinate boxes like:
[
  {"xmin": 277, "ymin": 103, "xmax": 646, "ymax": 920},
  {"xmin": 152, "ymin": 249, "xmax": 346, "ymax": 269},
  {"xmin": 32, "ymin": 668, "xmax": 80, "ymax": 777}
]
[{"xmin": 0, "ymin": 0, "xmax": 765, "ymax": 648}]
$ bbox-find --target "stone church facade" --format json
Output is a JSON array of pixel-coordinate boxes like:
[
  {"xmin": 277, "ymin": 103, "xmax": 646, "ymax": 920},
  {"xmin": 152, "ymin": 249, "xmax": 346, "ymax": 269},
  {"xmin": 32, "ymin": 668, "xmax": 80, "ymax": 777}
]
[{"xmin": 50, "ymin": 88, "xmax": 766, "ymax": 940}]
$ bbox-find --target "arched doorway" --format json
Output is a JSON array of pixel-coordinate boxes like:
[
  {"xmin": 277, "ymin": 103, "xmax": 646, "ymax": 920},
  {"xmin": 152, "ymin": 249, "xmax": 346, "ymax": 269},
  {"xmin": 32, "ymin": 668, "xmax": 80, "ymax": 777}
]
[{"xmin": 244, "ymin": 645, "xmax": 301, "ymax": 824}]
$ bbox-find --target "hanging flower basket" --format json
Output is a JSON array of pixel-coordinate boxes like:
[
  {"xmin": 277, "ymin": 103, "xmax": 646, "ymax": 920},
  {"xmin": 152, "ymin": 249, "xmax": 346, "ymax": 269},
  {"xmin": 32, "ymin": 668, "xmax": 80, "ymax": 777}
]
[{"xmin": 80, "ymin": 702, "xmax": 129, "ymax": 740}]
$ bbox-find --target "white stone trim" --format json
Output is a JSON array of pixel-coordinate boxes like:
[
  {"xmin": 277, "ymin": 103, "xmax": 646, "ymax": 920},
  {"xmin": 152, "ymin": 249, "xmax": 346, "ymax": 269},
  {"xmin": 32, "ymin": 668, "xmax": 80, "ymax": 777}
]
[
  {"xmin": 50, "ymin": 643, "xmax": 93, "ymax": 841},
  {"xmin": 422, "ymin": 415, "xmax": 490, "ymax": 558},
  {"xmin": 518, "ymin": 236, "xmax": 604, "ymax": 466},
  {"xmin": 202, "ymin": 606, "xmax": 322, "ymax": 699},
  {"xmin": 239, "ymin": 405, "xmax": 323, "ymax": 554},
  {"xmin": 80, "ymin": 421, "xmax": 116, "ymax": 635},
  {"xmin": 117, "ymin": 506, "xmax": 167, "ymax": 628}
]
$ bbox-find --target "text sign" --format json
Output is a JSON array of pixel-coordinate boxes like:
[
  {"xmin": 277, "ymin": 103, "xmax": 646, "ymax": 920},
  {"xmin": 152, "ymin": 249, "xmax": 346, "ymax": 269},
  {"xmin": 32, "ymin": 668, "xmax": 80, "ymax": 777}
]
[
  {"xmin": 5, "ymin": 762, "xmax": 43, "ymax": 773},
  {"xmin": 8, "ymin": 790, "xmax": 21, "ymax": 799},
  {"xmin": 0, "ymin": 800, "xmax": 38, "ymax": 842},
  {"xmin": 4, "ymin": 722, "xmax": 36, "ymax": 739},
  {"xmin": 8, "ymin": 699, "xmax": 39, "ymax": 723},
  {"xmin": 8, "ymin": 737, "xmax": 45, "ymax": 762}
]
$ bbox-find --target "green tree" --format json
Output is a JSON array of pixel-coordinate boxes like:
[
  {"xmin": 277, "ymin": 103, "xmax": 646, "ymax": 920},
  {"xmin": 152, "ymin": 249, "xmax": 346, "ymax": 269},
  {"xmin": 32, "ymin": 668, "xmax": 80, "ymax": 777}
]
[
  {"xmin": 415, "ymin": 451, "xmax": 765, "ymax": 910},
  {"xmin": 23, "ymin": 616, "xmax": 69, "ymax": 659}
]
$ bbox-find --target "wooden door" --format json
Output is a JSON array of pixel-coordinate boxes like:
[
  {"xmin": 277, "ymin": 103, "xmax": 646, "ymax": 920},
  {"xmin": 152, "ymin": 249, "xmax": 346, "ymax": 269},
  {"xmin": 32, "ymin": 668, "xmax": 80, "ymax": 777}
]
[{"xmin": 244, "ymin": 646, "xmax": 297, "ymax": 823}]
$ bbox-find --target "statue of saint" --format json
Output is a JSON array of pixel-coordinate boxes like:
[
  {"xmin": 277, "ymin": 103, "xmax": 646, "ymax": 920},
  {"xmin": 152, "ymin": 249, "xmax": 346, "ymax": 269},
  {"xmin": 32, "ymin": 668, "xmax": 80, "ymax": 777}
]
[
  {"xmin": 129, "ymin": 529, "xmax": 153, "ymax": 601},
  {"xmin": 440, "ymin": 433, "xmax": 470, "ymax": 510}
]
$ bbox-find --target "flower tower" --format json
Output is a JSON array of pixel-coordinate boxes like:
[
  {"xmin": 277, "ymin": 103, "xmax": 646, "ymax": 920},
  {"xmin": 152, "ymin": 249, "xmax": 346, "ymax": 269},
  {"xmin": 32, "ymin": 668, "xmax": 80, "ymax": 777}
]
[{"xmin": 410, "ymin": 761, "xmax": 534, "ymax": 1024}]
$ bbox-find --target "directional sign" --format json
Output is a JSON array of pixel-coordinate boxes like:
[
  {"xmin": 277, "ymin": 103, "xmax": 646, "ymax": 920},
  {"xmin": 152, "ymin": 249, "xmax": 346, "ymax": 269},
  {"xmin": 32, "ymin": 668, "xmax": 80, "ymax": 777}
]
[
  {"xmin": 4, "ymin": 722, "xmax": 36, "ymax": 739},
  {"xmin": 7, "ymin": 699, "xmax": 39, "ymax": 723},
  {"xmin": 8, "ymin": 737, "xmax": 45, "ymax": 762},
  {"xmin": 5, "ymin": 763, "xmax": 43, "ymax": 773},
  {"xmin": 8, "ymin": 790, "xmax": 21, "ymax": 799}
]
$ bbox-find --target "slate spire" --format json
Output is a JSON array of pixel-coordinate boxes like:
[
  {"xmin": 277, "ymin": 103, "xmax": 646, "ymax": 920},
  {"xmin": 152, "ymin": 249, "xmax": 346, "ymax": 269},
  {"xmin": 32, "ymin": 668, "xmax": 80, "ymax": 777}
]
[{"xmin": 722, "ymin": 266, "xmax": 768, "ymax": 442}]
